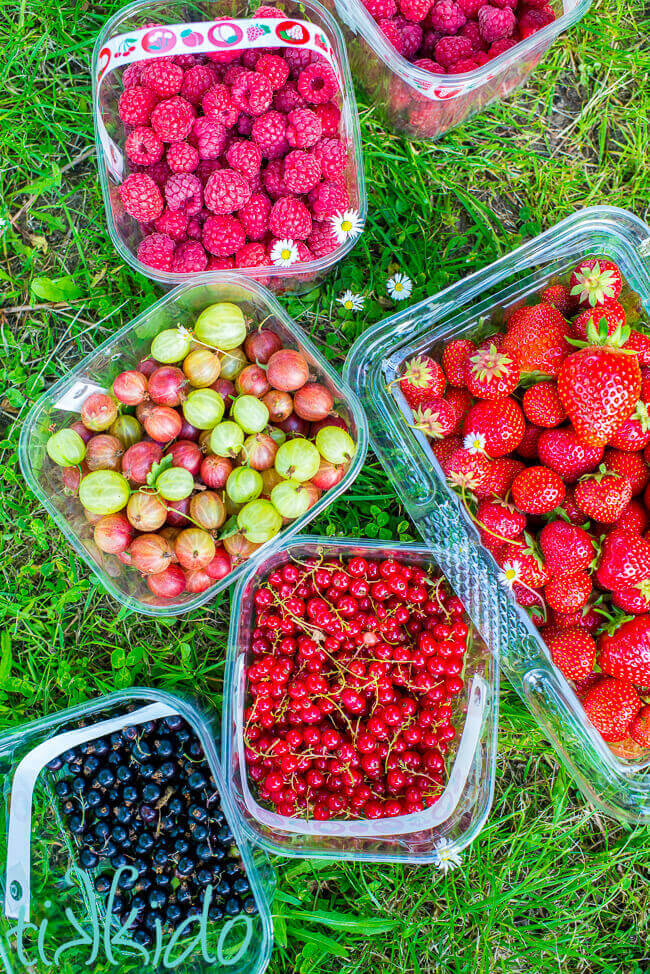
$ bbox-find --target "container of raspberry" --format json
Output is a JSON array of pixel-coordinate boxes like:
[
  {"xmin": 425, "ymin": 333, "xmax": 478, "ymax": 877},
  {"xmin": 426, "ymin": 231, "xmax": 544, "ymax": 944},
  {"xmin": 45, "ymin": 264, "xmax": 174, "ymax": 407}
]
[
  {"xmin": 344, "ymin": 204, "xmax": 650, "ymax": 822},
  {"xmin": 19, "ymin": 275, "xmax": 368, "ymax": 617},
  {"xmin": 92, "ymin": 1, "xmax": 366, "ymax": 291},
  {"xmin": 0, "ymin": 687, "xmax": 274, "ymax": 974},
  {"xmin": 324, "ymin": 0, "xmax": 591, "ymax": 138},
  {"xmin": 221, "ymin": 535, "xmax": 498, "ymax": 862}
]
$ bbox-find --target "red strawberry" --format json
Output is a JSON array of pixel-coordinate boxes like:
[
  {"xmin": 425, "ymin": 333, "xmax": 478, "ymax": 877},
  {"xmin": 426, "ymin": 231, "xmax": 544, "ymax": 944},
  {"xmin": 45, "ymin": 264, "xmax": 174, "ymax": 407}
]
[
  {"xmin": 545, "ymin": 571, "xmax": 592, "ymax": 613},
  {"xmin": 596, "ymin": 529, "xmax": 650, "ymax": 590},
  {"xmin": 522, "ymin": 381, "xmax": 566, "ymax": 428},
  {"xmin": 444, "ymin": 448, "xmax": 491, "ymax": 493},
  {"xmin": 538, "ymin": 521, "xmax": 595, "ymax": 576},
  {"xmin": 540, "ymin": 283, "xmax": 575, "ymax": 315},
  {"xmin": 573, "ymin": 672, "xmax": 603, "ymax": 700},
  {"xmin": 608, "ymin": 401, "xmax": 650, "ymax": 451},
  {"xmin": 465, "ymin": 344, "xmax": 519, "ymax": 399},
  {"xmin": 623, "ymin": 329, "xmax": 650, "ymax": 367},
  {"xmin": 411, "ymin": 398, "xmax": 456, "ymax": 438},
  {"xmin": 598, "ymin": 615, "xmax": 650, "ymax": 684},
  {"xmin": 497, "ymin": 540, "xmax": 548, "ymax": 589},
  {"xmin": 445, "ymin": 387, "xmax": 472, "ymax": 433},
  {"xmin": 582, "ymin": 676, "xmax": 641, "ymax": 742},
  {"xmin": 615, "ymin": 499, "xmax": 648, "ymax": 535},
  {"xmin": 547, "ymin": 628, "xmax": 596, "ymax": 680},
  {"xmin": 569, "ymin": 257, "xmax": 623, "ymax": 308},
  {"xmin": 603, "ymin": 448, "xmax": 649, "ymax": 494},
  {"xmin": 558, "ymin": 488, "xmax": 587, "ymax": 525},
  {"xmin": 516, "ymin": 424, "xmax": 542, "ymax": 459},
  {"xmin": 642, "ymin": 367, "xmax": 650, "ymax": 401},
  {"xmin": 554, "ymin": 605, "xmax": 599, "ymax": 633},
  {"xmin": 441, "ymin": 338, "xmax": 476, "ymax": 386},
  {"xmin": 475, "ymin": 457, "xmax": 525, "ymax": 500},
  {"xmin": 537, "ymin": 428, "xmax": 603, "ymax": 482},
  {"xmin": 431, "ymin": 435, "xmax": 462, "ymax": 468},
  {"xmin": 611, "ymin": 587, "xmax": 650, "ymax": 614},
  {"xmin": 476, "ymin": 497, "xmax": 526, "ymax": 543},
  {"xmin": 513, "ymin": 582, "xmax": 544, "ymax": 609},
  {"xmin": 462, "ymin": 397, "xmax": 525, "ymax": 457},
  {"xmin": 398, "ymin": 355, "xmax": 445, "ymax": 406},
  {"xmin": 511, "ymin": 466, "xmax": 565, "ymax": 515},
  {"xmin": 571, "ymin": 302, "xmax": 626, "ymax": 341},
  {"xmin": 574, "ymin": 469, "xmax": 632, "ymax": 523},
  {"xmin": 477, "ymin": 332, "xmax": 505, "ymax": 353},
  {"xmin": 502, "ymin": 304, "xmax": 571, "ymax": 377},
  {"xmin": 629, "ymin": 705, "xmax": 650, "ymax": 747}
]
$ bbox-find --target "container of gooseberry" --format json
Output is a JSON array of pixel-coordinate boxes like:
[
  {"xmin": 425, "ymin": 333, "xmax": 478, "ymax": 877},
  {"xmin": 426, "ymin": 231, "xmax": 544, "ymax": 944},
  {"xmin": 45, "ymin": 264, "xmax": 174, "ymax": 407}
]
[
  {"xmin": 19, "ymin": 274, "xmax": 368, "ymax": 617},
  {"xmin": 0, "ymin": 688, "xmax": 274, "ymax": 974},
  {"xmin": 92, "ymin": 0, "xmax": 366, "ymax": 292},
  {"xmin": 344, "ymin": 205, "xmax": 650, "ymax": 823},
  {"xmin": 222, "ymin": 535, "xmax": 498, "ymax": 862}
]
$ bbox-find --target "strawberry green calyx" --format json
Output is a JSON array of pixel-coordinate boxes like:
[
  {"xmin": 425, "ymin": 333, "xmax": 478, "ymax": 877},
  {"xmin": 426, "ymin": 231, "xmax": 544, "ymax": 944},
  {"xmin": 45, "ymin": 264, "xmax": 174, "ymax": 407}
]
[
  {"xmin": 566, "ymin": 317, "xmax": 631, "ymax": 350},
  {"xmin": 570, "ymin": 259, "xmax": 622, "ymax": 308}
]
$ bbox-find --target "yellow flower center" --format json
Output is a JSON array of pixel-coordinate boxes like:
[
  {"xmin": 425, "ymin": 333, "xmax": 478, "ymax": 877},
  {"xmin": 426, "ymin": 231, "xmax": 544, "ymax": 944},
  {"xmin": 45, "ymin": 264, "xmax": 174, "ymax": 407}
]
[
  {"xmin": 344, "ymin": 300, "xmax": 353, "ymax": 310},
  {"xmin": 395, "ymin": 283, "xmax": 403, "ymax": 292},
  {"xmin": 281, "ymin": 249, "xmax": 291, "ymax": 260},
  {"xmin": 341, "ymin": 220, "xmax": 352, "ymax": 233}
]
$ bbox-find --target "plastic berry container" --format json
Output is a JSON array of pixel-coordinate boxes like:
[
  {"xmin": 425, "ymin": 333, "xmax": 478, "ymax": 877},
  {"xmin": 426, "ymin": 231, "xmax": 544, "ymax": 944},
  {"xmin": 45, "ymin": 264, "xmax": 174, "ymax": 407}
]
[
  {"xmin": 92, "ymin": 0, "xmax": 366, "ymax": 293},
  {"xmin": 343, "ymin": 205, "xmax": 650, "ymax": 822},
  {"xmin": 222, "ymin": 535, "xmax": 499, "ymax": 862},
  {"xmin": 18, "ymin": 274, "xmax": 368, "ymax": 617},
  {"xmin": 324, "ymin": 0, "xmax": 592, "ymax": 139},
  {"xmin": 0, "ymin": 687, "xmax": 274, "ymax": 974}
]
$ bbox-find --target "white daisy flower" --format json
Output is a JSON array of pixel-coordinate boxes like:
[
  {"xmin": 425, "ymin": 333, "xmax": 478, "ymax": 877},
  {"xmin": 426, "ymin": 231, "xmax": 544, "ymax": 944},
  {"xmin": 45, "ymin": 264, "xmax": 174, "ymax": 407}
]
[
  {"xmin": 270, "ymin": 238, "xmax": 299, "ymax": 267},
  {"xmin": 330, "ymin": 209, "xmax": 364, "ymax": 245},
  {"xmin": 463, "ymin": 431, "xmax": 487, "ymax": 455},
  {"xmin": 499, "ymin": 560, "xmax": 521, "ymax": 589},
  {"xmin": 0, "ymin": 215, "xmax": 9, "ymax": 236},
  {"xmin": 337, "ymin": 289, "xmax": 365, "ymax": 312},
  {"xmin": 432, "ymin": 840, "xmax": 462, "ymax": 874},
  {"xmin": 386, "ymin": 273, "xmax": 413, "ymax": 302}
]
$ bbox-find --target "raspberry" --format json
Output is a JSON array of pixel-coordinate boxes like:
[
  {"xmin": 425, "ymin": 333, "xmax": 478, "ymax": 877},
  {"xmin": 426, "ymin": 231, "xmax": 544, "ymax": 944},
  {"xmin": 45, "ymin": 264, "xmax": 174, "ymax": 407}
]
[
  {"xmin": 308, "ymin": 180, "xmax": 349, "ymax": 220},
  {"xmin": 202, "ymin": 84, "xmax": 240, "ymax": 127},
  {"xmin": 204, "ymin": 169, "xmax": 251, "ymax": 214},
  {"xmin": 312, "ymin": 138, "xmax": 347, "ymax": 178},
  {"xmin": 164, "ymin": 173, "xmax": 203, "ymax": 216},
  {"xmin": 119, "ymin": 172, "xmax": 163, "ymax": 221},
  {"xmin": 458, "ymin": 0, "xmax": 483, "ymax": 14},
  {"xmin": 475, "ymin": 50, "xmax": 491, "ymax": 64},
  {"xmin": 224, "ymin": 64, "xmax": 249, "ymax": 86},
  {"xmin": 397, "ymin": 19, "xmax": 423, "ymax": 58},
  {"xmin": 137, "ymin": 233, "xmax": 175, "ymax": 270},
  {"xmin": 238, "ymin": 193, "xmax": 272, "ymax": 241},
  {"xmin": 519, "ymin": 6, "xmax": 555, "ymax": 37},
  {"xmin": 238, "ymin": 115, "xmax": 254, "ymax": 137},
  {"xmin": 226, "ymin": 139, "xmax": 262, "ymax": 178},
  {"xmin": 186, "ymin": 214, "xmax": 205, "ymax": 240},
  {"xmin": 398, "ymin": 0, "xmax": 430, "ymax": 18},
  {"xmin": 314, "ymin": 102, "xmax": 340, "ymax": 137},
  {"xmin": 207, "ymin": 49, "xmax": 243, "ymax": 66},
  {"xmin": 208, "ymin": 256, "xmax": 235, "ymax": 269},
  {"xmin": 435, "ymin": 35, "xmax": 473, "ymax": 66},
  {"xmin": 252, "ymin": 111, "xmax": 288, "ymax": 157},
  {"xmin": 195, "ymin": 159, "xmax": 221, "ymax": 184},
  {"xmin": 191, "ymin": 116, "xmax": 227, "ymax": 159},
  {"xmin": 140, "ymin": 58, "xmax": 183, "ymax": 97},
  {"xmin": 125, "ymin": 126, "xmax": 164, "ymax": 165},
  {"xmin": 173, "ymin": 53, "xmax": 200, "ymax": 69},
  {"xmin": 413, "ymin": 57, "xmax": 444, "ymax": 72},
  {"xmin": 448, "ymin": 58, "xmax": 479, "ymax": 72},
  {"xmin": 171, "ymin": 240, "xmax": 208, "ymax": 273},
  {"xmin": 478, "ymin": 4, "xmax": 516, "ymax": 42},
  {"xmin": 255, "ymin": 4, "xmax": 285, "ymax": 16},
  {"xmin": 181, "ymin": 64, "xmax": 217, "ymax": 105},
  {"xmin": 255, "ymin": 53, "xmax": 290, "ymax": 90},
  {"xmin": 491, "ymin": 0, "xmax": 517, "ymax": 8},
  {"xmin": 150, "ymin": 96, "xmax": 195, "ymax": 142},
  {"xmin": 122, "ymin": 62, "xmax": 143, "ymax": 88},
  {"xmin": 286, "ymin": 108, "xmax": 322, "ymax": 149},
  {"xmin": 142, "ymin": 160, "xmax": 171, "ymax": 187},
  {"xmin": 420, "ymin": 29, "xmax": 442, "ymax": 57},
  {"xmin": 307, "ymin": 219, "xmax": 339, "ymax": 258},
  {"xmin": 235, "ymin": 242, "xmax": 268, "ymax": 269},
  {"xmin": 488, "ymin": 37, "xmax": 518, "ymax": 55},
  {"xmin": 262, "ymin": 159, "xmax": 288, "ymax": 199},
  {"xmin": 283, "ymin": 150, "xmax": 322, "ymax": 193},
  {"xmin": 378, "ymin": 19, "xmax": 405, "ymax": 54},
  {"xmin": 269, "ymin": 197, "xmax": 312, "ymax": 240},
  {"xmin": 284, "ymin": 49, "xmax": 313, "ymax": 76},
  {"xmin": 203, "ymin": 214, "xmax": 246, "ymax": 256},
  {"xmin": 166, "ymin": 141, "xmax": 199, "ymax": 173},
  {"xmin": 296, "ymin": 241, "xmax": 314, "ymax": 263},
  {"xmin": 118, "ymin": 86, "xmax": 158, "ymax": 126},
  {"xmin": 363, "ymin": 0, "xmax": 397, "ymax": 15},
  {"xmin": 154, "ymin": 208, "xmax": 189, "ymax": 240},
  {"xmin": 430, "ymin": 1, "xmax": 467, "ymax": 33},
  {"xmin": 297, "ymin": 64, "xmax": 339, "ymax": 105},
  {"xmin": 460, "ymin": 21, "xmax": 487, "ymax": 50},
  {"xmin": 231, "ymin": 71, "xmax": 273, "ymax": 116},
  {"xmin": 274, "ymin": 82, "xmax": 307, "ymax": 114}
]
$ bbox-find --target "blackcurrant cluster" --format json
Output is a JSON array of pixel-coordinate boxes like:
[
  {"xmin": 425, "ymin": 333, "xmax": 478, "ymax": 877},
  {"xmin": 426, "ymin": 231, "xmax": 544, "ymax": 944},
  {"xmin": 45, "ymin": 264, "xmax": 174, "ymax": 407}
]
[{"xmin": 49, "ymin": 713, "xmax": 255, "ymax": 947}]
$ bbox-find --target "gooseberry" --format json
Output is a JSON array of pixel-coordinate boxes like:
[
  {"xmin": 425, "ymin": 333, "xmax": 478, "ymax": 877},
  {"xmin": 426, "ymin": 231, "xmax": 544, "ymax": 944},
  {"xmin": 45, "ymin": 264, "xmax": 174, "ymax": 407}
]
[
  {"xmin": 174, "ymin": 528, "xmax": 216, "ymax": 571},
  {"xmin": 223, "ymin": 532, "xmax": 260, "ymax": 564},
  {"xmin": 85, "ymin": 434, "xmax": 124, "ymax": 472},
  {"xmin": 81, "ymin": 393, "xmax": 119, "ymax": 432},
  {"xmin": 231, "ymin": 395, "xmax": 269, "ymax": 434},
  {"xmin": 237, "ymin": 499, "xmax": 282, "ymax": 544},
  {"xmin": 70, "ymin": 421, "xmax": 93, "ymax": 445},
  {"xmin": 206, "ymin": 546, "xmax": 232, "ymax": 580},
  {"xmin": 278, "ymin": 413, "xmax": 310, "ymax": 438},
  {"xmin": 189, "ymin": 491, "xmax": 226, "ymax": 530},
  {"xmin": 210, "ymin": 421, "xmax": 244, "ymax": 458},
  {"xmin": 122, "ymin": 441, "xmax": 162, "ymax": 485},
  {"xmin": 236, "ymin": 364, "xmax": 270, "ymax": 398},
  {"xmin": 315, "ymin": 427, "xmax": 356, "ymax": 465},
  {"xmin": 165, "ymin": 439, "xmax": 202, "ymax": 476},
  {"xmin": 267, "ymin": 349, "xmax": 309, "ymax": 391},
  {"xmin": 126, "ymin": 491, "xmax": 167, "ymax": 531},
  {"xmin": 183, "ymin": 348, "xmax": 221, "ymax": 388},
  {"xmin": 311, "ymin": 458, "xmax": 346, "ymax": 490},
  {"xmin": 211, "ymin": 378, "xmax": 235, "ymax": 408},
  {"xmin": 183, "ymin": 389, "xmax": 225, "ymax": 429},
  {"xmin": 165, "ymin": 497, "xmax": 191, "ymax": 527},
  {"xmin": 113, "ymin": 370, "xmax": 148, "ymax": 406},
  {"xmin": 270, "ymin": 479, "xmax": 312, "ymax": 519},
  {"xmin": 110, "ymin": 415, "xmax": 143, "ymax": 448},
  {"xmin": 147, "ymin": 564, "xmax": 186, "ymax": 598},
  {"xmin": 200, "ymin": 454, "xmax": 233, "ymax": 489},
  {"xmin": 94, "ymin": 513, "xmax": 134, "ymax": 554},
  {"xmin": 293, "ymin": 383, "xmax": 333, "ymax": 422},
  {"xmin": 226, "ymin": 467, "xmax": 263, "ymax": 504},
  {"xmin": 262, "ymin": 390, "xmax": 293, "ymax": 422},
  {"xmin": 244, "ymin": 328, "xmax": 283, "ymax": 365},
  {"xmin": 275, "ymin": 439, "xmax": 320, "ymax": 482},
  {"xmin": 243, "ymin": 433, "xmax": 277, "ymax": 471},
  {"xmin": 129, "ymin": 533, "xmax": 173, "ymax": 574},
  {"xmin": 218, "ymin": 347, "xmax": 247, "ymax": 381},
  {"xmin": 148, "ymin": 366, "xmax": 186, "ymax": 406},
  {"xmin": 194, "ymin": 303, "xmax": 247, "ymax": 350},
  {"xmin": 156, "ymin": 467, "xmax": 194, "ymax": 501},
  {"xmin": 150, "ymin": 328, "xmax": 192, "ymax": 363},
  {"xmin": 144, "ymin": 405, "xmax": 183, "ymax": 443},
  {"xmin": 46, "ymin": 428, "xmax": 86, "ymax": 466},
  {"xmin": 79, "ymin": 470, "xmax": 131, "ymax": 515},
  {"xmin": 185, "ymin": 568, "xmax": 213, "ymax": 594}
]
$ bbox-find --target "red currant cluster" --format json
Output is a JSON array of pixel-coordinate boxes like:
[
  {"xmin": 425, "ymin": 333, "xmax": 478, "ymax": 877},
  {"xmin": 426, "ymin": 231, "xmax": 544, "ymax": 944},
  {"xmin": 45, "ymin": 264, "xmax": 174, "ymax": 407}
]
[{"xmin": 244, "ymin": 554, "xmax": 470, "ymax": 822}]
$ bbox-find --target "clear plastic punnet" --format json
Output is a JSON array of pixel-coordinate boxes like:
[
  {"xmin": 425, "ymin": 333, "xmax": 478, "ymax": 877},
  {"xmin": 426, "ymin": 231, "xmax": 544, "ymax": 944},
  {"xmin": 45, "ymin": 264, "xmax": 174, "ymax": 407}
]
[
  {"xmin": 19, "ymin": 275, "xmax": 368, "ymax": 617},
  {"xmin": 0, "ymin": 688, "xmax": 274, "ymax": 974},
  {"xmin": 344, "ymin": 206, "xmax": 650, "ymax": 822},
  {"xmin": 222, "ymin": 535, "xmax": 499, "ymax": 863},
  {"xmin": 92, "ymin": 0, "xmax": 366, "ymax": 293},
  {"xmin": 324, "ymin": 0, "xmax": 592, "ymax": 138}
]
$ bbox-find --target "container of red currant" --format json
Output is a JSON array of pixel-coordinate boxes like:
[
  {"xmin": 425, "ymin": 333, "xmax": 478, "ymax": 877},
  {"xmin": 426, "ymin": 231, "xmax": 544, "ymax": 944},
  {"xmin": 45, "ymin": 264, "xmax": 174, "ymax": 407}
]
[
  {"xmin": 0, "ymin": 689, "xmax": 274, "ymax": 974},
  {"xmin": 222, "ymin": 536, "xmax": 498, "ymax": 861},
  {"xmin": 92, "ymin": 0, "xmax": 366, "ymax": 292}
]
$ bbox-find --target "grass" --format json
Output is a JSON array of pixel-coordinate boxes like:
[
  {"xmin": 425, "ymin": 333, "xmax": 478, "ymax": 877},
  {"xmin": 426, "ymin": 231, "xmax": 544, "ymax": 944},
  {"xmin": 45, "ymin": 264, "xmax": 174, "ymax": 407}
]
[{"xmin": 1, "ymin": 0, "xmax": 650, "ymax": 970}]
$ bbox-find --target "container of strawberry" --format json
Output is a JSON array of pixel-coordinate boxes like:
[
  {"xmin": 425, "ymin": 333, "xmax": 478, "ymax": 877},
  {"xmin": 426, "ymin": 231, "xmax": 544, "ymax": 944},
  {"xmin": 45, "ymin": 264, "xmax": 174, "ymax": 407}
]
[
  {"xmin": 92, "ymin": 1, "xmax": 366, "ymax": 292},
  {"xmin": 344, "ymin": 206, "xmax": 650, "ymax": 822},
  {"xmin": 222, "ymin": 536, "xmax": 498, "ymax": 862},
  {"xmin": 323, "ymin": 0, "xmax": 591, "ymax": 138}
]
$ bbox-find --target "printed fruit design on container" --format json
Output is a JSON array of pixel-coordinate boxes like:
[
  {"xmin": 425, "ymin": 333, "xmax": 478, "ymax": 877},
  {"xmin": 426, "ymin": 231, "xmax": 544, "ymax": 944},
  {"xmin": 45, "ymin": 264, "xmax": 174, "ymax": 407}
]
[
  {"xmin": 243, "ymin": 554, "xmax": 472, "ymax": 821},
  {"xmin": 391, "ymin": 254, "xmax": 650, "ymax": 757},
  {"xmin": 45, "ymin": 301, "xmax": 357, "ymax": 604},
  {"xmin": 114, "ymin": 5, "xmax": 362, "ymax": 277}
]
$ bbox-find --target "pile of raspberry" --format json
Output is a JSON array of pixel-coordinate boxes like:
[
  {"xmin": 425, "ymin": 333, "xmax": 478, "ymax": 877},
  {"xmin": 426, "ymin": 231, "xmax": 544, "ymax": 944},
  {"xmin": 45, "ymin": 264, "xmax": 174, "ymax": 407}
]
[
  {"xmin": 244, "ymin": 555, "xmax": 469, "ymax": 821},
  {"xmin": 362, "ymin": 0, "xmax": 556, "ymax": 73},
  {"xmin": 115, "ymin": 5, "xmax": 351, "ymax": 275}
]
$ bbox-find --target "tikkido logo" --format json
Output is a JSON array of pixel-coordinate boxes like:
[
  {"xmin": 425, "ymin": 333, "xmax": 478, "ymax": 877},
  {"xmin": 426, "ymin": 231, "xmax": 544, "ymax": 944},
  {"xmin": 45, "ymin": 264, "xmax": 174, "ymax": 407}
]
[{"xmin": 0, "ymin": 866, "xmax": 254, "ymax": 971}]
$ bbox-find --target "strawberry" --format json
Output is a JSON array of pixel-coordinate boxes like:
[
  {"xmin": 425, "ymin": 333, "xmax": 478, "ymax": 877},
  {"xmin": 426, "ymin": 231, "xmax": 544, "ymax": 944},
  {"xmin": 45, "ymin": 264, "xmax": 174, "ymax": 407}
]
[
  {"xmin": 557, "ymin": 488, "xmax": 587, "ymax": 525},
  {"xmin": 554, "ymin": 605, "xmax": 599, "ymax": 632},
  {"xmin": 445, "ymin": 387, "xmax": 472, "ymax": 433},
  {"xmin": 547, "ymin": 628, "xmax": 596, "ymax": 681},
  {"xmin": 642, "ymin": 367, "xmax": 650, "ymax": 402},
  {"xmin": 497, "ymin": 540, "xmax": 548, "ymax": 589},
  {"xmin": 513, "ymin": 582, "xmax": 544, "ymax": 609},
  {"xmin": 569, "ymin": 257, "xmax": 623, "ymax": 308},
  {"xmin": 477, "ymin": 332, "xmax": 505, "ymax": 353},
  {"xmin": 623, "ymin": 329, "xmax": 650, "ymax": 367},
  {"xmin": 502, "ymin": 304, "xmax": 571, "ymax": 377},
  {"xmin": 572, "ymin": 302, "xmax": 626, "ymax": 341},
  {"xmin": 557, "ymin": 344, "xmax": 642, "ymax": 448},
  {"xmin": 573, "ymin": 672, "xmax": 602, "ymax": 700},
  {"xmin": 441, "ymin": 338, "xmax": 476, "ymax": 386},
  {"xmin": 596, "ymin": 529, "xmax": 650, "ymax": 590},
  {"xmin": 603, "ymin": 448, "xmax": 649, "ymax": 494},
  {"xmin": 462, "ymin": 397, "xmax": 525, "ymax": 458},
  {"xmin": 516, "ymin": 424, "xmax": 542, "ymax": 459},
  {"xmin": 545, "ymin": 571, "xmax": 592, "ymax": 613},
  {"xmin": 476, "ymin": 497, "xmax": 526, "ymax": 543},
  {"xmin": 475, "ymin": 457, "xmax": 524, "ymax": 500},
  {"xmin": 598, "ymin": 615, "xmax": 650, "ymax": 685},
  {"xmin": 411, "ymin": 398, "xmax": 456, "ymax": 438},
  {"xmin": 574, "ymin": 469, "xmax": 632, "ymax": 523},
  {"xmin": 397, "ymin": 355, "xmax": 445, "ymax": 407},
  {"xmin": 611, "ymin": 587, "xmax": 650, "ymax": 614},
  {"xmin": 538, "ymin": 521, "xmax": 595, "ymax": 575},
  {"xmin": 629, "ymin": 706, "xmax": 650, "ymax": 747},
  {"xmin": 444, "ymin": 448, "xmax": 491, "ymax": 493},
  {"xmin": 608, "ymin": 401, "xmax": 650, "ymax": 451},
  {"xmin": 431, "ymin": 435, "xmax": 462, "ymax": 468},
  {"xmin": 615, "ymin": 499, "xmax": 648, "ymax": 535},
  {"xmin": 540, "ymin": 283, "xmax": 575, "ymax": 315},
  {"xmin": 522, "ymin": 382, "xmax": 566, "ymax": 428},
  {"xmin": 537, "ymin": 428, "xmax": 603, "ymax": 482},
  {"xmin": 465, "ymin": 344, "xmax": 519, "ymax": 400},
  {"xmin": 582, "ymin": 677, "xmax": 641, "ymax": 742},
  {"xmin": 511, "ymin": 465, "xmax": 565, "ymax": 515}
]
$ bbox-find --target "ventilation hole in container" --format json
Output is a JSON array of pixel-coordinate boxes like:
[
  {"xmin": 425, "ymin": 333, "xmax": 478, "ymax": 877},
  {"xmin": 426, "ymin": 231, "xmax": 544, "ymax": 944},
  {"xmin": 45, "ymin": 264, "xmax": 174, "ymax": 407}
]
[{"xmin": 9, "ymin": 881, "xmax": 22, "ymax": 900}]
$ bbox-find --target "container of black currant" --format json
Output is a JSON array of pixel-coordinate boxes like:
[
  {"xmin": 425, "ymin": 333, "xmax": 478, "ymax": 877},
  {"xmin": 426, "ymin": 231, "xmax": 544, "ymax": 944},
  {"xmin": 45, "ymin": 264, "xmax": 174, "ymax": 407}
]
[{"xmin": 0, "ymin": 689, "xmax": 273, "ymax": 973}]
